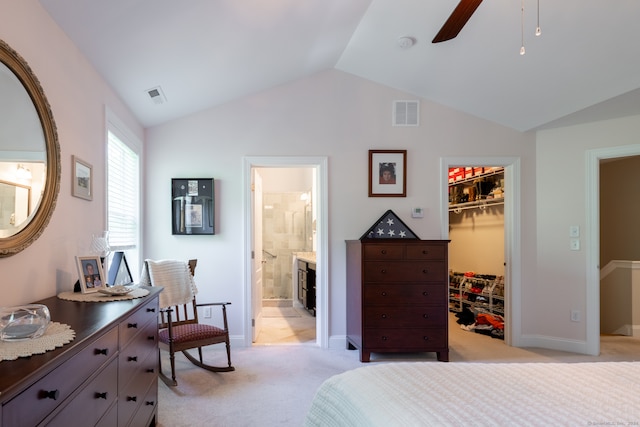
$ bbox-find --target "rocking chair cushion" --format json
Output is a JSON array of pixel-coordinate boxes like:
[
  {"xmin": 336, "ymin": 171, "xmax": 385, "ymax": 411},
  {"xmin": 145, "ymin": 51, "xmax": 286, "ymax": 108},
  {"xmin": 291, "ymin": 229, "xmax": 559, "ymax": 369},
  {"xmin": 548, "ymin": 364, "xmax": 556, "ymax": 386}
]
[{"xmin": 159, "ymin": 323, "xmax": 227, "ymax": 345}]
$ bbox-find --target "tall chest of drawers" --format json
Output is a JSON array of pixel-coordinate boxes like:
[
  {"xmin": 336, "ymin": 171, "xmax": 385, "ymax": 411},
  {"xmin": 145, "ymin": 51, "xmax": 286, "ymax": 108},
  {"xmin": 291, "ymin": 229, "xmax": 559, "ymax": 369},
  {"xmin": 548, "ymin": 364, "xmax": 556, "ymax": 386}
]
[
  {"xmin": 346, "ymin": 239, "xmax": 450, "ymax": 362},
  {"xmin": 0, "ymin": 286, "xmax": 161, "ymax": 427}
]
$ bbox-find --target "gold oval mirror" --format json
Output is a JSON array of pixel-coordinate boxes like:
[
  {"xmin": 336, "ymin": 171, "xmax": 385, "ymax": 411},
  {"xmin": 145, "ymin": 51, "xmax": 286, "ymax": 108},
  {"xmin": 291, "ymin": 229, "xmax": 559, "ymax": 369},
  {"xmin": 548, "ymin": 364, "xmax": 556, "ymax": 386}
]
[{"xmin": 0, "ymin": 39, "xmax": 60, "ymax": 257}]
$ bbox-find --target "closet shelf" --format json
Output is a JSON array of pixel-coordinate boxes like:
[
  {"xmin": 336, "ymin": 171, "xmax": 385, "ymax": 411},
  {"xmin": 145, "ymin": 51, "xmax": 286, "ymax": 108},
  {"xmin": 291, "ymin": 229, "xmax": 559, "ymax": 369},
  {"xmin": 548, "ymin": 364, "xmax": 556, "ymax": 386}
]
[{"xmin": 449, "ymin": 197, "xmax": 504, "ymax": 213}]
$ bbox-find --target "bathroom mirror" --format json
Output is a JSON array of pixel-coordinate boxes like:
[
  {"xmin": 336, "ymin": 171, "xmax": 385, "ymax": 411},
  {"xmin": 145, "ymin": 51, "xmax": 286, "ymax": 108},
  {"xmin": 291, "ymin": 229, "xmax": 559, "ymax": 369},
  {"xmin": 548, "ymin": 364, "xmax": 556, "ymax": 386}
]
[{"xmin": 0, "ymin": 39, "xmax": 60, "ymax": 257}]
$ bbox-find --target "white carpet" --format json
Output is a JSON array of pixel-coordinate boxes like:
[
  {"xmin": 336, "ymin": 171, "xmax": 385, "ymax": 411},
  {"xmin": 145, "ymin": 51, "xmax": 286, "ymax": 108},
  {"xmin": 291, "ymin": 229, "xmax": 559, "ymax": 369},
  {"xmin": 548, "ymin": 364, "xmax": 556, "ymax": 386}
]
[{"xmin": 156, "ymin": 345, "xmax": 362, "ymax": 427}]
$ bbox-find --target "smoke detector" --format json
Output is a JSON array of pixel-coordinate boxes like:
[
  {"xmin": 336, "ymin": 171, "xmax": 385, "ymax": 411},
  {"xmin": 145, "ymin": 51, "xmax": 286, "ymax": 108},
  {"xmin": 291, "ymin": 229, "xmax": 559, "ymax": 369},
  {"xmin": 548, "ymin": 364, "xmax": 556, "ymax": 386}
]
[
  {"xmin": 397, "ymin": 36, "xmax": 416, "ymax": 49},
  {"xmin": 146, "ymin": 86, "xmax": 167, "ymax": 105}
]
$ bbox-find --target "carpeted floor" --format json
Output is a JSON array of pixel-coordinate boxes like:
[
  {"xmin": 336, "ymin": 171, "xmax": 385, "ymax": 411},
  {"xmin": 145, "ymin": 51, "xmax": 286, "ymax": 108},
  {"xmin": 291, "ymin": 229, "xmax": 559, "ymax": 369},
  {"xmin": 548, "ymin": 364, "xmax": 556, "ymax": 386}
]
[{"xmin": 156, "ymin": 312, "xmax": 640, "ymax": 426}]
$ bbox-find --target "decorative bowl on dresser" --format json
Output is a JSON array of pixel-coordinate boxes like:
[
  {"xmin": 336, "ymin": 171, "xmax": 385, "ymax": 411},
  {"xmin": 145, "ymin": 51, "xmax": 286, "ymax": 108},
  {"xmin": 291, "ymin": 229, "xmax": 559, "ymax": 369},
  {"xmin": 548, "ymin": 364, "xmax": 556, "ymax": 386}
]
[{"xmin": 0, "ymin": 286, "xmax": 161, "ymax": 427}]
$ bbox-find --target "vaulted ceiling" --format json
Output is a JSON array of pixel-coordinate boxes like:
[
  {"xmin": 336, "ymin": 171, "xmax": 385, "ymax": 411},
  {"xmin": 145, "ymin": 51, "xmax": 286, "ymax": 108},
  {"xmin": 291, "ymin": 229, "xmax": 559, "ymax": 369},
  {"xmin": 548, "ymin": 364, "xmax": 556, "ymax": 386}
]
[{"xmin": 39, "ymin": 0, "xmax": 640, "ymax": 132}]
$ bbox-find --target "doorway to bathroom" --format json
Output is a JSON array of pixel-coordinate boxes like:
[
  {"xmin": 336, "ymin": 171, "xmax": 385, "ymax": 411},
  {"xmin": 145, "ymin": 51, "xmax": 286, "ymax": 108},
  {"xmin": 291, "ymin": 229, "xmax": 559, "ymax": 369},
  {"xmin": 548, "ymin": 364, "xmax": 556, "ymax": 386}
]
[
  {"xmin": 243, "ymin": 156, "xmax": 328, "ymax": 348},
  {"xmin": 255, "ymin": 166, "xmax": 316, "ymax": 345}
]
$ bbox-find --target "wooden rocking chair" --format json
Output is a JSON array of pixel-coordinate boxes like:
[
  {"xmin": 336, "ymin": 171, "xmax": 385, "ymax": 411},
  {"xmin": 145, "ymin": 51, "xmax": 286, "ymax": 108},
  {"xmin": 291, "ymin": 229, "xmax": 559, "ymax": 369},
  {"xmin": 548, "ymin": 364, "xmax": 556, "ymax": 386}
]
[{"xmin": 143, "ymin": 259, "xmax": 234, "ymax": 386}]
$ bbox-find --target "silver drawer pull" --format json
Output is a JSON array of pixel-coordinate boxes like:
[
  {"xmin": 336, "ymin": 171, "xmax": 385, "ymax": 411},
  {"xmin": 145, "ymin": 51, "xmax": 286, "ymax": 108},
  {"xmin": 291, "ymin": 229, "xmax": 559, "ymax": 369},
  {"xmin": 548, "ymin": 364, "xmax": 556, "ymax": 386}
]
[
  {"xmin": 381, "ymin": 314, "xmax": 387, "ymax": 319},
  {"xmin": 95, "ymin": 392, "xmax": 108, "ymax": 400},
  {"xmin": 381, "ymin": 292, "xmax": 387, "ymax": 297}
]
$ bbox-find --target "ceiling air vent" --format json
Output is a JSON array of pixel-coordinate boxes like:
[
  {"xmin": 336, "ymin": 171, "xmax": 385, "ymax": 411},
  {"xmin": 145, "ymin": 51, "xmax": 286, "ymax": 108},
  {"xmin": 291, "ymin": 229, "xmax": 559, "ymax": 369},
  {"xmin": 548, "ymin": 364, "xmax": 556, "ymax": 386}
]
[
  {"xmin": 146, "ymin": 86, "xmax": 167, "ymax": 105},
  {"xmin": 393, "ymin": 100, "xmax": 419, "ymax": 126}
]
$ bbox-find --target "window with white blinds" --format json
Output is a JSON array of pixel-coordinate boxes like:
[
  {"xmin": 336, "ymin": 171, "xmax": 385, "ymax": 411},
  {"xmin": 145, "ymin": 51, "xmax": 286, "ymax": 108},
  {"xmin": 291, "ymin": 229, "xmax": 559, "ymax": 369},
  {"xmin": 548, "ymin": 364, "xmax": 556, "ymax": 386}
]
[{"xmin": 107, "ymin": 131, "xmax": 139, "ymax": 251}]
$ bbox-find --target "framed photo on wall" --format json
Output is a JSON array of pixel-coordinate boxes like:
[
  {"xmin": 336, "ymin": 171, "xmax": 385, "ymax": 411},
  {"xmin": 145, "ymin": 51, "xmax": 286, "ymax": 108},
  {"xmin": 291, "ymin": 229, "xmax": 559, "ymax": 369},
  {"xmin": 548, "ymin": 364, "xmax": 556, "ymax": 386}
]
[
  {"xmin": 72, "ymin": 155, "xmax": 92, "ymax": 200},
  {"xmin": 75, "ymin": 255, "xmax": 105, "ymax": 293},
  {"xmin": 172, "ymin": 178, "xmax": 215, "ymax": 235},
  {"xmin": 368, "ymin": 150, "xmax": 407, "ymax": 197}
]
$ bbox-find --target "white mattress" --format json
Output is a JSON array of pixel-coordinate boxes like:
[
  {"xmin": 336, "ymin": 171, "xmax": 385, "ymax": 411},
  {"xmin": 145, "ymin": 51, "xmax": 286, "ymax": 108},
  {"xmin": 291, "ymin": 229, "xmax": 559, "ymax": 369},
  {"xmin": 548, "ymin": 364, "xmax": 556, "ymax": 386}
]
[{"xmin": 304, "ymin": 361, "xmax": 640, "ymax": 426}]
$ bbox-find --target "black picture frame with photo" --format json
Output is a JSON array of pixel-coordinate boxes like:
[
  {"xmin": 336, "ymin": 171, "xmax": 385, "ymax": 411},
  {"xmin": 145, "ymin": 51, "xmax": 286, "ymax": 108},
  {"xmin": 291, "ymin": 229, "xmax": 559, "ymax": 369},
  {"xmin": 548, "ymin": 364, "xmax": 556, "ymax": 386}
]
[
  {"xmin": 171, "ymin": 178, "xmax": 215, "ymax": 235},
  {"xmin": 108, "ymin": 251, "xmax": 134, "ymax": 286}
]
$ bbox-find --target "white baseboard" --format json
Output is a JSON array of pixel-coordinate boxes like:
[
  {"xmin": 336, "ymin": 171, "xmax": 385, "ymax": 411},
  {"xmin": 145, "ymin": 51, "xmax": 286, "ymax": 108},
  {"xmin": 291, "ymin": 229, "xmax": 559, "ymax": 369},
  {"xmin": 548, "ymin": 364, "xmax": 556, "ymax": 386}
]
[{"xmin": 517, "ymin": 333, "xmax": 595, "ymax": 355}]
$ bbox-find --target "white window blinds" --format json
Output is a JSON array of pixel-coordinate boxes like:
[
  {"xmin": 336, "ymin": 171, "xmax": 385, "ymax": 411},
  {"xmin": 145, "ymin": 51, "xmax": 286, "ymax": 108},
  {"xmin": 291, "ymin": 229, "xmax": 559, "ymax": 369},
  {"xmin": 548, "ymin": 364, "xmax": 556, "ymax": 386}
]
[{"xmin": 107, "ymin": 131, "xmax": 139, "ymax": 250}]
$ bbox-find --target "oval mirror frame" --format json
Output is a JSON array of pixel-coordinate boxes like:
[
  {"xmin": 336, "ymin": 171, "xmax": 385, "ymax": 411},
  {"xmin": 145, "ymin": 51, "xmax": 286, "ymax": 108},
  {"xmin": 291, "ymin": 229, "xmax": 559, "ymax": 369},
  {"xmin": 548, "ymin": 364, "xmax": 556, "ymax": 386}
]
[{"xmin": 0, "ymin": 39, "xmax": 60, "ymax": 257}]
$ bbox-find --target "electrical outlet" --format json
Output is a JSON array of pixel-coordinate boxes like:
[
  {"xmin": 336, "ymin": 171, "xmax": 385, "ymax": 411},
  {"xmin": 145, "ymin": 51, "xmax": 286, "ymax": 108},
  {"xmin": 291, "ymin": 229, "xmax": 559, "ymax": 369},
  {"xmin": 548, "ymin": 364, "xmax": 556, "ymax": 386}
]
[
  {"xmin": 203, "ymin": 307, "xmax": 212, "ymax": 318},
  {"xmin": 571, "ymin": 310, "xmax": 580, "ymax": 322}
]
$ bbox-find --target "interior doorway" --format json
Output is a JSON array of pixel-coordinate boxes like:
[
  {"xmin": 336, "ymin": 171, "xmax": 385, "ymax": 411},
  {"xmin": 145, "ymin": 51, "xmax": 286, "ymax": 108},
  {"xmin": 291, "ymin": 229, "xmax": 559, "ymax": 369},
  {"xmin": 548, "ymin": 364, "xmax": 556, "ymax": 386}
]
[
  {"xmin": 586, "ymin": 145, "xmax": 640, "ymax": 355},
  {"xmin": 441, "ymin": 156, "xmax": 521, "ymax": 346},
  {"xmin": 255, "ymin": 166, "xmax": 316, "ymax": 345},
  {"xmin": 243, "ymin": 156, "xmax": 328, "ymax": 348},
  {"xmin": 448, "ymin": 165, "xmax": 506, "ymax": 340}
]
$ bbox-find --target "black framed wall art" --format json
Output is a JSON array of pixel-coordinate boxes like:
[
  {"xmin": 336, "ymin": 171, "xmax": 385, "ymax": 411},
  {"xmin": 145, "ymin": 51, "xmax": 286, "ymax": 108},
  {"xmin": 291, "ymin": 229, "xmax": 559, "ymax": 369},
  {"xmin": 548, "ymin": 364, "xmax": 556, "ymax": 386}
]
[{"xmin": 172, "ymin": 178, "xmax": 215, "ymax": 235}]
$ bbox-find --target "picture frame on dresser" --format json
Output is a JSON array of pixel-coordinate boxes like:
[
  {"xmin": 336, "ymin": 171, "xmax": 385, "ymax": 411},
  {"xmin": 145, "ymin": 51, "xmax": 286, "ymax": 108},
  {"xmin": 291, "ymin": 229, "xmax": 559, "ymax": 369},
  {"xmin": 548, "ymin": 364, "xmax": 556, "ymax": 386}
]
[
  {"xmin": 368, "ymin": 150, "xmax": 407, "ymax": 197},
  {"xmin": 76, "ymin": 255, "xmax": 106, "ymax": 293}
]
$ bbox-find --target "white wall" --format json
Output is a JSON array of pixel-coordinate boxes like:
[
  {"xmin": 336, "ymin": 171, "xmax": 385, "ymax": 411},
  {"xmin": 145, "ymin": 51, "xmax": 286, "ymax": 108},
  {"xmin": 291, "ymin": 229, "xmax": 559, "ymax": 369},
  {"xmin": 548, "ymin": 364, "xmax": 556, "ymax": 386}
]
[
  {"xmin": 144, "ymin": 69, "xmax": 537, "ymax": 345},
  {"xmin": 535, "ymin": 115, "xmax": 640, "ymax": 347},
  {"xmin": 0, "ymin": 1, "xmax": 143, "ymax": 306}
]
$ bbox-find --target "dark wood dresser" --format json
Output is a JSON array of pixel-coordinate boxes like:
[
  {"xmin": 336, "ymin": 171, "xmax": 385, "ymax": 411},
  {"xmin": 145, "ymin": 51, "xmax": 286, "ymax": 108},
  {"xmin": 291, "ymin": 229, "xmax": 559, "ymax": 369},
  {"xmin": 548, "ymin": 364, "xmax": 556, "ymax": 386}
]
[
  {"xmin": 0, "ymin": 286, "xmax": 161, "ymax": 427},
  {"xmin": 346, "ymin": 239, "xmax": 450, "ymax": 362}
]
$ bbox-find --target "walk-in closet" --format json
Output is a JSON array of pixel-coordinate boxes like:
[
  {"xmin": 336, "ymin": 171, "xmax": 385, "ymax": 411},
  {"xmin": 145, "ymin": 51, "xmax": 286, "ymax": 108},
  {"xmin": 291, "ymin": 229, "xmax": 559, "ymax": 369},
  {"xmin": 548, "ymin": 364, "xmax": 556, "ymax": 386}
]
[{"xmin": 448, "ymin": 166, "xmax": 505, "ymax": 339}]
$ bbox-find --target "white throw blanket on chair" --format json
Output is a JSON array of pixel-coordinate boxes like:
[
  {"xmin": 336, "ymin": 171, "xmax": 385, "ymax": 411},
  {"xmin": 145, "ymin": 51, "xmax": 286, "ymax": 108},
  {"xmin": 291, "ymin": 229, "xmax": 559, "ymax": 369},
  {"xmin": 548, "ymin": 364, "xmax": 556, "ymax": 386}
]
[{"xmin": 139, "ymin": 259, "xmax": 197, "ymax": 308}]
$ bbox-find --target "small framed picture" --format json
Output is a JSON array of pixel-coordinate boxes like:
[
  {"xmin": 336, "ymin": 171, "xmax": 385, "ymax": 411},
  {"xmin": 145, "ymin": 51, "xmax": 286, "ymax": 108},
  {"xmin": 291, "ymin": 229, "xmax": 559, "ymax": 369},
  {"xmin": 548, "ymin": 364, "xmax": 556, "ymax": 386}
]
[
  {"xmin": 72, "ymin": 155, "xmax": 93, "ymax": 200},
  {"xmin": 369, "ymin": 150, "xmax": 407, "ymax": 197},
  {"xmin": 172, "ymin": 178, "xmax": 215, "ymax": 235},
  {"xmin": 76, "ymin": 256, "xmax": 106, "ymax": 293}
]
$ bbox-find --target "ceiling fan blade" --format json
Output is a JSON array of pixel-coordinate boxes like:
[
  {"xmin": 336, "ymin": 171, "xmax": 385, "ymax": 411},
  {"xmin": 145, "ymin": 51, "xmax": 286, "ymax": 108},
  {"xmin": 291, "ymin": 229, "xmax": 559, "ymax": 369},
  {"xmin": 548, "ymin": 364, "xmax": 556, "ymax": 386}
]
[{"xmin": 432, "ymin": 0, "xmax": 483, "ymax": 43}]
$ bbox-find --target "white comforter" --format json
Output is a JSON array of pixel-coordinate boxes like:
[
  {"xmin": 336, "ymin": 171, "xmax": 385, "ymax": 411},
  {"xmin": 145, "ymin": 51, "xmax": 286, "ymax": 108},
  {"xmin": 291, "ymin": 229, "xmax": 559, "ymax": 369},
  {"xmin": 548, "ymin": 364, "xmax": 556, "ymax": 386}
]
[{"xmin": 304, "ymin": 362, "xmax": 640, "ymax": 426}]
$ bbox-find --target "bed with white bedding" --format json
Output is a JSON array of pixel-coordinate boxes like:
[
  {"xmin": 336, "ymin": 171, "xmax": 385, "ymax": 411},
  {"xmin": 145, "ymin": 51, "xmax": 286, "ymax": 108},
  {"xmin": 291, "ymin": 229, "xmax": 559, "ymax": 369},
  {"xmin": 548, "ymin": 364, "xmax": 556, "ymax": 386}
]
[{"xmin": 304, "ymin": 361, "xmax": 640, "ymax": 426}]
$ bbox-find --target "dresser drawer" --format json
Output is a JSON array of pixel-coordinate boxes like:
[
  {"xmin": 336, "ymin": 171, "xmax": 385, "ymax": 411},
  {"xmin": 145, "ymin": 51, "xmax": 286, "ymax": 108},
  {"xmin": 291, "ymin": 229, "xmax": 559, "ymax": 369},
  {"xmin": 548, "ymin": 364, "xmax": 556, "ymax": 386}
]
[
  {"xmin": 405, "ymin": 244, "xmax": 446, "ymax": 260},
  {"xmin": 364, "ymin": 306, "xmax": 446, "ymax": 328},
  {"xmin": 364, "ymin": 261, "xmax": 447, "ymax": 282},
  {"xmin": 118, "ymin": 319, "xmax": 158, "ymax": 391},
  {"xmin": 119, "ymin": 297, "xmax": 159, "ymax": 348},
  {"xmin": 45, "ymin": 358, "xmax": 118, "ymax": 427},
  {"xmin": 3, "ymin": 327, "xmax": 118, "ymax": 427},
  {"xmin": 118, "ymin": 348, "xmax": 158, "ymax": 426},
  {"xmin": 127, "ymin": 377, "xmax": 158, "ymax": 427},
  {"xmin": 363, "ymin": 328, "xmax": 447, "ymax": 350},
  {"xmin": 363, "ymin": 284, "xmax": 446, "ymax": 305},
  {"xmin": 362, "ymin": 244, "xmax": 404, "ymax": 260}
]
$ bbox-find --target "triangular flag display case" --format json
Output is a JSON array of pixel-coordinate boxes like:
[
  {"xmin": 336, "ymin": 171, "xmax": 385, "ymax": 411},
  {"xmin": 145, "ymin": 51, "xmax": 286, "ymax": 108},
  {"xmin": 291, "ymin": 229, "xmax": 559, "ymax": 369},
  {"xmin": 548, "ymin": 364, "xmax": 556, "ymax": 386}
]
[{"xmin": 359, "ymin": 209, "xmax": 419, "ymax": 240}]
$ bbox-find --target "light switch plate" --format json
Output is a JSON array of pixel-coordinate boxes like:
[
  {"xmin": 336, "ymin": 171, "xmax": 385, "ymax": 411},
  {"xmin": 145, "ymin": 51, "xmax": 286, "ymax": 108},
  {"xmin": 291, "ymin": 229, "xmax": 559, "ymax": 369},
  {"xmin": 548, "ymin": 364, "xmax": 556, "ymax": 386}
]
[
  {"xmin": 570, "ymin": 239, "xmax": 580, "ymax": 251},
  {"xmin": 569, "ymin": 225, "xmax": 580, "ymax": 237}
]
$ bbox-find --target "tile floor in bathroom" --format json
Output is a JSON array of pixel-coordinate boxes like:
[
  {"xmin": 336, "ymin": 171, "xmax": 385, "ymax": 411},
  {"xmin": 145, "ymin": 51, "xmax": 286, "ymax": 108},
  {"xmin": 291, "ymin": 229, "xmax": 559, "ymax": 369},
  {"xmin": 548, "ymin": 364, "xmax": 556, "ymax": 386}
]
[{"xmin": 254, "ymin": 306, "xmax": 316, "ymax": 345}]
